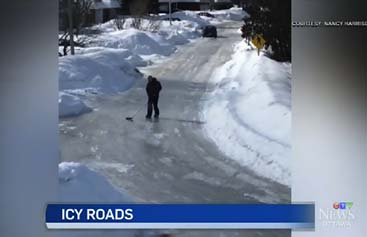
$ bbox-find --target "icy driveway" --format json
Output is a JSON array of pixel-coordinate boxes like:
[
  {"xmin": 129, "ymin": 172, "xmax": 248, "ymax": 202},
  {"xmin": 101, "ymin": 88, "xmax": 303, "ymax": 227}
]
[{"xmin": 59, "ymin": 22, "xmax": 290, "ymax": 205}]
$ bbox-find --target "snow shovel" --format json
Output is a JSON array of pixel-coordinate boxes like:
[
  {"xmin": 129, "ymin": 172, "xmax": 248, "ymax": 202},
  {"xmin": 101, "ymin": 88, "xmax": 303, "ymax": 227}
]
[{"xmin": 125, "ymin": 104, "xmax": 145, "ymax": 122}]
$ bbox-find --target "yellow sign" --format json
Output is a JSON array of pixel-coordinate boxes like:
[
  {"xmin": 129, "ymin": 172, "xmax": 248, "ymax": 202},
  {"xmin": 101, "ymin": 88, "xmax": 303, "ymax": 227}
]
[{"xmin": 251, "ymin": 35, "xmax": 266, "ymax": 49}]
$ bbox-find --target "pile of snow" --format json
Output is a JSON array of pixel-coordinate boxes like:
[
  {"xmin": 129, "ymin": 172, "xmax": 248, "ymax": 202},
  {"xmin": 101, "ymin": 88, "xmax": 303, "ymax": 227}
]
[
  {"xmin": 59, "ymin": 162, "xmax": 135, "ymax": 237},
  {"xmin": 208, "ymin": 7, "xmax": 249, "ymax": 22},
  {"xmin": 59, "ymin": 48, "xmax": 144, "ymax": 94},
  {"xmin": 59, "ymin": 162, "xmax": 132, "ymax": 202},
  {"xmin": 159, "ymin": 18, "xmax": 203, "ymax": 43},
  {"xmin": 90, "ymin": 12, "xmax": 209, "ymax": 57},
  {"xmin": 202, "ymin": 41, "xmax": 291, "ymax": 186},
  {"xmin": 59, "ymin": 48, "xmax": 145, "ymax": 117},
  {"xmin": 170, "ymin": 11, "xmax": 210, "ymax": 27},
  {"xmin": 90, "ymin": 28, "xmax": 176, "ymax": 56},
  {"xmin": 59, "ymin": 92, "xmax": 92, "ymax": 117}
]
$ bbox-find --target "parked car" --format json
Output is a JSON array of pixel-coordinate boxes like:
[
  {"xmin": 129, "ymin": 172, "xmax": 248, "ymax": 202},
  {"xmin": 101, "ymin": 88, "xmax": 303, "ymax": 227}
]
[
  {"xmin": 202, "ymin": 25, "xmax": 217, "ymax": 38},
  {"xmin": 197, "ymin": 12, "xmax": 215, "ymax": 18}
]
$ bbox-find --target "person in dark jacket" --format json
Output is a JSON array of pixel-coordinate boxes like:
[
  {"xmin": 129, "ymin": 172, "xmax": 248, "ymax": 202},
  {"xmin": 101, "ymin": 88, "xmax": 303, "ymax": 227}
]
[{"xmin": 146, "ymin": 75, "xmax": 162, "ymax": 119}]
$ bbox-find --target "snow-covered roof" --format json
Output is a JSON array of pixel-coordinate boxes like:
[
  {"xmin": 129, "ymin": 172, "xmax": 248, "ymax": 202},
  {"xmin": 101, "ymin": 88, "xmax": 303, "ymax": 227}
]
[{"xmin": 91, "ymin": 0, "xmax": 121, "ymax": 10}]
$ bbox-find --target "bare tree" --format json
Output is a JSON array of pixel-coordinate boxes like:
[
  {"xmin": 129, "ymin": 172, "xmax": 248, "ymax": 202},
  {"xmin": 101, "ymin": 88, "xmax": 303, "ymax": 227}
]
[
  {"xmin": 59, "ymin": 0, "xmax": 92, "ymax": 56},
  {"xmin": 145, "ymin": 17, "xmax": 161, "ymax": 32},
  {"xmin": 113, "ymin": 15, "xmax": 127, "ymax": 30},
  {"xmin": 131, "ymin": 17, "xmax": 143, "ymax": 29},
  {"xmin": 73, "ymin": 0, "xmax": 93, "ymax": 35},
  {"xmin": 130, "ymin": 16, "xmax": 161, "ymax": 32},
  {"xmin": 67, "ymin": 0, "xmax": 75, "ymax": 55},
  {"xmin": 241, "ymin": 0, "xmax": 291, "ymax": 61}
]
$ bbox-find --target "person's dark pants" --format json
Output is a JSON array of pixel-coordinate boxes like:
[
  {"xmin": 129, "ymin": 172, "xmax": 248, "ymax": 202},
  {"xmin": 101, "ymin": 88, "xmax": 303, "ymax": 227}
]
[{"xmin": 146, "ymin": 96, "xmax": 159, "ymax": 118}]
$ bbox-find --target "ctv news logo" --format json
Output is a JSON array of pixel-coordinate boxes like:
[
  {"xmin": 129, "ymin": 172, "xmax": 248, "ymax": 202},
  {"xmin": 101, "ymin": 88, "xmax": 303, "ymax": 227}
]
[{"xmin": 319, "ymin": 202, "xmax": 355, "ymax": 228}]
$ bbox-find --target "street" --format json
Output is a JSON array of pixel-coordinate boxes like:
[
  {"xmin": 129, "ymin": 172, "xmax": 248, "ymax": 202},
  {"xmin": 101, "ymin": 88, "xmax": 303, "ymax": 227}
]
[{"xmin": 59, "ymin": 21, "xmax": 290, "ymax": 236}]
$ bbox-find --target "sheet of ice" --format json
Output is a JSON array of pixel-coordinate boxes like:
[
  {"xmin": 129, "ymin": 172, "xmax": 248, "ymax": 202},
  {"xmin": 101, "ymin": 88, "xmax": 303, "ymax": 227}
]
[{"xmin": 202, "ymin": 41, "xmax": 291, "ymax": 186}]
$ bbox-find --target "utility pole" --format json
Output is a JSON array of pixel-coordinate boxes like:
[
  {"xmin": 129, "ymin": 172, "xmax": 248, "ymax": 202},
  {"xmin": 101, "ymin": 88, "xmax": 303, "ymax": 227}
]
[
  {"xmin": 68, "ymin": 0, "xmax": 75, "ymax": 55},
  {"xmin": 169, "ymin": 0, "xmax": 172, "ymax": 25}
]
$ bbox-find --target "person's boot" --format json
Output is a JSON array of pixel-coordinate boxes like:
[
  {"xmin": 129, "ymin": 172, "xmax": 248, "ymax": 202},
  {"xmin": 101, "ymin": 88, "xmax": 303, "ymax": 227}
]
[
  {"xmin": 145, "ymin": 115, "xmax": 151, "ymax": 119},
  {"xmin": 154, "ymin": 114, "xmax": 159, "ymax": 119}
]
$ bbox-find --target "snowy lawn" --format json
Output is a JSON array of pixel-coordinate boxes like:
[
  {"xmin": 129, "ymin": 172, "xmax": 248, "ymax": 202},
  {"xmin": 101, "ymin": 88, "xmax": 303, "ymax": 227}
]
[{"xmin": 202, "ymin": 41, "xmax": 291, "ymax": 186}]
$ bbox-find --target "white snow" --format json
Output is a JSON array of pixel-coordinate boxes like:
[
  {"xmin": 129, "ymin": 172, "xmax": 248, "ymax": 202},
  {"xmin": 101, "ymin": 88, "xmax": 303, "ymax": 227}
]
[
  {"xmin": 208, "ymin": 7, "xmax": 249, "ymax": 22},
  {"xmin": 59, "ymin": 162, "xmax": 135, "ymax": 237},
  {"xmin": 59, "ymin": 48, "xmax": 145, "ymax": 93},
  {"xmin": 194, "ymin": 7, "xmax": 249, "ymax": 24},
  {"xmin": 170, "ymin": 11, "xmax": 210, "ymax": 27},
  {"xmin": 90, "ymin": 28, "xmax": 176, "ymax": 56},
  {"xmin": 59, "ymin": 92, "xmax": 92, "ymax": 117},
  {"xmin": 202, "ymin": 41, "xmax": 291, "ymax": 186},
  {"xmin": 90, "ymin": 11, "xmax": 210, "ymax": 56},
  {"xmin": 59, "ymin": 162, "xmax": 132, "ymax": 202}
]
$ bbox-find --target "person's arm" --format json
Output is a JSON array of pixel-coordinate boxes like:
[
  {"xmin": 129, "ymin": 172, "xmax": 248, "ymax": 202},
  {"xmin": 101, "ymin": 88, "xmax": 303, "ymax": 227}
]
[{"xmin": 158, "ymin": 82, "xmax": 162, "ymax": 92}]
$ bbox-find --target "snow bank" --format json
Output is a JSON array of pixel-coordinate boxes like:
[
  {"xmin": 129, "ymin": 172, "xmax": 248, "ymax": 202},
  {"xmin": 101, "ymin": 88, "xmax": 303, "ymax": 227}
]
[
  {"xmin": 159, "ymin": 19, "xmax": 203, "ymax": 43},
  {"xmin": 59, "ymin": 48, "xmax": 145, "ymax": 118},
  {"xmin": 90, "ymin": 12, "xmax": 209, "ymax": 57},
  {"xmin": 208, "ymin": 7, "xmax": 249, "ymax": 22},
  {"xmin": 171, "ymin": 11, "xmax": 210, "ymax": 27},
  {"xmin": 59, "ymin": 92, "xmax": 92, "ymax": 117},
  {"xmin": 59, "ymin": 162, "xmax": 132, "ymax": 202},
  {"xmin": 202, "ymin": 41, "xmax": 291, "ymax": 186},
  {"xmin": 59, "ymin": 162, "xmax": 135, "ymax": 237},
  {"xmin": 91, "ymin": 28, "xmax": 176, "ymax": 56},
  {"xmin": 59, "ymin": 48, "xmax": 144, "ymax": 94}
]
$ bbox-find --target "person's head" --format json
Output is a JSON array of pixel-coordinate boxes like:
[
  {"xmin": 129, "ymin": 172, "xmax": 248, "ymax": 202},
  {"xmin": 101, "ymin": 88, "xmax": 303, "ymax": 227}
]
[{"xmin": 147, "ymin": 75, "xmax": 153, "ymax": 82}]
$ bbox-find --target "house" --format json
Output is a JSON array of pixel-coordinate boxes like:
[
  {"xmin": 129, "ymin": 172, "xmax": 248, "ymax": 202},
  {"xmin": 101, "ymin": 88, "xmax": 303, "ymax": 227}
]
[
  {"xmin": 158, "ymin": 0, "xmax": 211, "ymax": 13},
  {"xmin": 59, "ymin": 0, "xmax": 160, "ymax": 31},
  {"xmin": 122, "ymin": 0, "xmax": 160, "ymax": 15},
  {"xmin": 213, "ymin": 0, "xmax": 233, "ymax": 10},
  {"xmin": 87, "ymin": 0, "xmax": 122, "ymax": 24}
]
